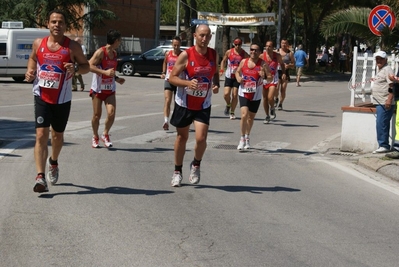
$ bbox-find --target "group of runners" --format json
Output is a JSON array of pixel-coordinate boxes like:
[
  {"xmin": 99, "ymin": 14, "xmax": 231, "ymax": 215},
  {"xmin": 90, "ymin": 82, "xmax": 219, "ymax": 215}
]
[
  {"xmin": 160, "ymin": 27, "xmax": 299, "ymax": 186},
  {"xmin": 161, "ymin": 35, "xmax": 297, "ymax": 154},
  {"xmin": 28, "ymin": 9, "xmax": 299, "ymax": 192}
]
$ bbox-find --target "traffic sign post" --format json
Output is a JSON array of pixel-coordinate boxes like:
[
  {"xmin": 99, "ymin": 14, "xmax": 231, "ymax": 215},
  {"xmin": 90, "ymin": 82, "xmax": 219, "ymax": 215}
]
[
  {"xmin": 191, "ymin": 19, "xmax": 208, "ymax": 25},
  {"xmin": 368, "ymin": 5, "xmax": 396, "ymax": 36},
  {"xmin": 249, "ymin": 32, "xmax": 254, "ymax": 43}
]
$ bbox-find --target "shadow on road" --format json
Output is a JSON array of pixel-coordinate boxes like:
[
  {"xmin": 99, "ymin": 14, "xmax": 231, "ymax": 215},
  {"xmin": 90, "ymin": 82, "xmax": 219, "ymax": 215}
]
[
  {"xmin": 38, "ymin": 183, "xmax": 174, "ymax": 198},
  {"xmin": 271, "ymin": 122, "xmax": 319, "ymax": 128},
  {"xmin": 192, "ymin": 184, "xmax": 301, "ymax": 194},
  {"xmin": 105, "ymin": 147, "xmax": 174, "ymax": 153}
]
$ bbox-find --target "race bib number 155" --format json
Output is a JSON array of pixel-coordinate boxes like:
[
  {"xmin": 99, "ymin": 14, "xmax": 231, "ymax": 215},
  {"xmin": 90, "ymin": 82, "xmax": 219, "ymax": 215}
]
[{"xmin": 187, "ymin": 82, "xmax": 208, "ymax": 98}]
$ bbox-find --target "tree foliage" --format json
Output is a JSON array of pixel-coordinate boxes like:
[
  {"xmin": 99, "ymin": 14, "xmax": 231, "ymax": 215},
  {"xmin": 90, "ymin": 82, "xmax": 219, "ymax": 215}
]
[
  {"xmin": 161, "ymin": 0, "xmax": 399, "ymax": 68},
  {"xmin": 321, "ymin": 8, "xmax": 379, "ymax": 45},
  {"xmin": 0, "ymin": 0, "xmax": 117, "ymax": 31},
  {"xmin": 321, "ymin": 4, "xmax": 399, "ymax": 52}
]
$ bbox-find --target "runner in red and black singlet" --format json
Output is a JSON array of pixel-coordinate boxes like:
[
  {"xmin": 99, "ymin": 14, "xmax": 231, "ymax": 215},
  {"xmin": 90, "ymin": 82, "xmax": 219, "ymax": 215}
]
[
  {"xmin": 89, "ymin": 29, "xmax": 125, "ymax": 149},
  {"xmin": 219, "ymin": 37, "xmax": 249, "ymax": 119},
  {"xmin": 235, "ymin": 42, "xmax": 272, "ymax": 151},
  {"xmin": 25, "ymin": 9, "xmax": 89, "ymax": 193},
  {"xmin": 277, "ymin": 38, "xmax": 295, "ymax": 110},
  {"xmin": 160, "ymin": 36, "xmax": 183, "ymax": 131},
  {"xmin": 174, "ymin": 45, "xmax": 216, "ymax": 110},
  {"xmin": 33, "ymin": 36, "xmax": 72, "ymax": 104},
  {"xmin": 259, "ymin": 40, "xmax": 285, "ymax": 124},
  {"xmin": 90, "ymin": 46, "xmax": 118, "ymax": 98},
  {"xmin": 168, "ymin": 24, "xmax": 220, "ymax": 188}
]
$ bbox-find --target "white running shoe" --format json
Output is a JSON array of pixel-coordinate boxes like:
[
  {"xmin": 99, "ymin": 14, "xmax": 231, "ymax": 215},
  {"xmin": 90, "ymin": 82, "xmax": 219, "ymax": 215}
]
[
  {"xmin": 189, "ymin": 162, "xmax": 201, "ymax": 184},
  {"xmin": 92, "ymin": 136, "xmax": 100, "ymax": 148},
  {"xmin": 237, "ymin": 138, "xmax": 245, "ymax": 150},
  {"xmin": 244, "ymin": 138, "xmax": 251, "ymax": 150},
  {"xmin": 101, "ymin": 134, "xmax": 113, "ymax": 148},
  {"xmin": 372, "ymin": 147, "xmax": 390, "ymax": 154},
  {"xmin": 270, "ymin": 108, "xmax": 276, "ymax": 120},
  {"xmin": 263, "ymin": 116, "xmax": 271, "ymax": 124},
  {"xmin": 229, "ymin": 113, "xmax": 236, "ymax": 120},
  {"xmin": 171, "ymin": 171, "xmax": 183, "ymax": 187},
  {"xmin": 224, "ymin": 106, "xmax": 230, "ymax": 116},
  {"xmin": 47, "ymin": 163, "xmax": 59, "ymax": 185},
  {"xmin": 33, "ymin": 174, "xmax": 48, "ymax": 193}
]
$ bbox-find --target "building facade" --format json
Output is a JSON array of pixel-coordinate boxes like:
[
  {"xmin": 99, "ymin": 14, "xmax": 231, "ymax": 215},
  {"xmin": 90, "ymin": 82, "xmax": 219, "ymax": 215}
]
[
  {"xmin": 91, "ymin": 0, "xmax": 156, "ymax": 38},
  {"xmin": 68, "ymin": 0, "xmax": 157, "ymax": 55}
]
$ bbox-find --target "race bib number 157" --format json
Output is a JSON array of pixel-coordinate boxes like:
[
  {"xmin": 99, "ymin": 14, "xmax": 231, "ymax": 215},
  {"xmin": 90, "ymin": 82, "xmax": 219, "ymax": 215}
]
[{"xmin": 38, "ymin": 71, "xmax": 60, "ymax": 89}]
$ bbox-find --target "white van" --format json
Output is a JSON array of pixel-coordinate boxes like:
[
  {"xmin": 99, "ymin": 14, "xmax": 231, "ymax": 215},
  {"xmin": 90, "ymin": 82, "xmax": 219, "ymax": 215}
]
[{"xmin": 0, "ymin": 22, "xmax": 48, "ymax": 81}]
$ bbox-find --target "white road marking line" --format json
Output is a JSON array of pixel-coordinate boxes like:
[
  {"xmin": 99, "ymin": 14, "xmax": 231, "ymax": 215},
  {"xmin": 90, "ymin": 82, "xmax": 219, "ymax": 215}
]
[{"xmin": 0, "ymin": 139, "xmax": 32, "ymax": 160}]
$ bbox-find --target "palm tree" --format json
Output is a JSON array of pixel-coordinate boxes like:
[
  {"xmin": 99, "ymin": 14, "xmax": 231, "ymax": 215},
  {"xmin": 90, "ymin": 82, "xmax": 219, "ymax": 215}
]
[{"xmin": 320, "ymin": 7, "xmax": 399, "ymax": 52}]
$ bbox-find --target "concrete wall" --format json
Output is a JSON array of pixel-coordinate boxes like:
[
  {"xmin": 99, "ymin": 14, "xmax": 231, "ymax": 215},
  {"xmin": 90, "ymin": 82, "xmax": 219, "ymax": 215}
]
[{"xmin": 341, "ymin": 105, "xmax": 396, "ymax": 153}]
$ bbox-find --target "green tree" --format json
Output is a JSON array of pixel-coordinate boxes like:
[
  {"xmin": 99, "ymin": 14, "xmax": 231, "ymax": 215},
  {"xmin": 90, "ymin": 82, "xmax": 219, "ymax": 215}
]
[
  {"xmin": 160, "ymin": 0, "xmax": 179, "ymax": 25},
  {"xmin": 222, "ymin": 0, "xmax": 231, "ymax": 53},
  {"xmin": 0, "ymin": 0, "xmax": 117, "ymax": 31},
  {"xmin": 320, "ymin": 6, "xmax": 399, "ymax": 52}
]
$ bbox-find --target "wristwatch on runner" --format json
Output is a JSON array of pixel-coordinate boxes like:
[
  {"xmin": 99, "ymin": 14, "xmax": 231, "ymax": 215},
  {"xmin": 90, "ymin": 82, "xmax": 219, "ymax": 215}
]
[{"xmin": 74, "ymin": 63, "xmax": 79, "ymax": 74}]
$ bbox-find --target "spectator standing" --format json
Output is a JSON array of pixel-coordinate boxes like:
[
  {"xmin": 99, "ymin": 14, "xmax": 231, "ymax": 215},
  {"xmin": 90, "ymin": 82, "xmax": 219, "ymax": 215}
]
[
  {"xmin": 339, "ymin": 49, "xmax": 347, "ymax": 73},
  {"xmin": 72, "ymin": 37, "xmax": 87, "ymax": 91},
  {"xmin": 293, "ymin": 44, "xmax": 307, "ymax": 87},
  {"xmin": 371, "ymin": 51, "xmax": 395, "ymax": 154},
  {"xmin": 319, "ymin": 47, "xmax": 333, "ymax": 72},
  {"xmin": 387, "ymin": 70, "xmax": 399, "ymax": 158}
]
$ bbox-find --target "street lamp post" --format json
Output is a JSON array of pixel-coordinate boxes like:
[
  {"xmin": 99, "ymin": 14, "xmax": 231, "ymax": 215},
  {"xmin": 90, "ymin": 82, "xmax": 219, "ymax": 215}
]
[
  {"xmin": 276, "ymin": 0, "xmax": 282, "ymax": 49},
  {"xmin": 176, "ymin": 0, "xmax": 180, "ymax": 36},
  {"xmin": 155, "ymin": 0, "xmax": 160, "ymax": 46}
]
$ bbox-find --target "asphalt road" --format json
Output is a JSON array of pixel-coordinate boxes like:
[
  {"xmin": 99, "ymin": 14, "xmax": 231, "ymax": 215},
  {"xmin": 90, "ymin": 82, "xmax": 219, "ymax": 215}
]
[{"xmin": 1, "ymin": 74, "xmax": 399, "ymax": 266}]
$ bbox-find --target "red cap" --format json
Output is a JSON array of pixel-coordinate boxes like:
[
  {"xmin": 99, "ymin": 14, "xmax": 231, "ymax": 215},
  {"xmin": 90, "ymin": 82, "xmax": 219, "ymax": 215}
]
[{"xmin": 233, "ymin": 39, "xmax": 242, "ymax": 45}]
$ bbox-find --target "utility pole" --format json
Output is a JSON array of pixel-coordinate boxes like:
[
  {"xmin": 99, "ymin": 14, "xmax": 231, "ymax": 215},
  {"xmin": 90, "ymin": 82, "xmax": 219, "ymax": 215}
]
[
  {"xmin": 155, "ymin": 0, "xmax": 160, "ymax": 46},
  {"xmin": 276, "ymin": 0, "xmax": 282, "ymax": 49},
  {"xmin": 176, "ymin": 0, "xmax": 180, "ymax": 36}
]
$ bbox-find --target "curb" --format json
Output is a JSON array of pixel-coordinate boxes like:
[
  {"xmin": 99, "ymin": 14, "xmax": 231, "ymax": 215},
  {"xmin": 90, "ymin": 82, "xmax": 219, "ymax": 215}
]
[{"xmin": 358, "ymin": 157, "xmax": 399, "ymax": 182}]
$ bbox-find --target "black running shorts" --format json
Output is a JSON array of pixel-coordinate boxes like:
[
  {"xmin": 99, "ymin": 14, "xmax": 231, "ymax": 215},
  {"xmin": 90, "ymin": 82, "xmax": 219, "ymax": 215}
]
[
  {"xmin": 34, "ymin": 96, "xmax": 71, "ymax": 132},
  {"xmin": 170, "ymin": 105, "xmax": 211, "ymax": 128},
  {"xmin": 239, "ymin": 96, "xmax": 261, "ymax": 113},
  {"xmin": 164, "ymin": 81, "xmax": 177, "ymax": 92},
  {"xmin": 224, "ymin": 77, "xmax": 240, "ymax": 88}
]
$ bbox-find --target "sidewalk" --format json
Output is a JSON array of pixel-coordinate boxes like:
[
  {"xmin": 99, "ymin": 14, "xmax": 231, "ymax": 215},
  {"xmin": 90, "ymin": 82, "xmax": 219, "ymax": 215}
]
[
  {"xmin": 318, "ymin": 132, "xmax": 399, "ymax": 183},
  {"xmin": 358, "ymin": 156, "xmax": 399, "ymax": 182},
  {"xmin": 300, "ymin": 72, "xmax": 399, "ymax": 183},
  {"xmin": 298, "ymin": 71, "xmax": 352, "ymax": 83}
]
